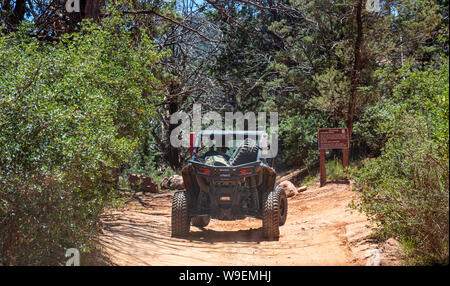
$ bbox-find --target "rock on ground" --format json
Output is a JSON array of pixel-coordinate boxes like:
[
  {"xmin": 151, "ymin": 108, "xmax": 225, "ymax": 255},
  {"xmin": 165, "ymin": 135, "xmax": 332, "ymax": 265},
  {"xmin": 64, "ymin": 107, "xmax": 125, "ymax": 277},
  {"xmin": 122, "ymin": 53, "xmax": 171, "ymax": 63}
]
[
  {"xmin": 128, "ymin": 174, "xmax": 159, "ymax": 194},
  {"xmin": 160, "ymin": 175, "xmax": 185, "ymax": 190},
  {"xmin": 278, "ymin": 180, "xmax": 298, "ymax": 197},
  {"xmin": 298, "ymin": 186, "xmax": 307, "ymax": 192},
  {"xmin": 160, "ymin": 177, "xmax": 170, "ymax": 189},
  {"xmin": 379, "ymin": 238, "xmax": 403, "ymax": 266}
]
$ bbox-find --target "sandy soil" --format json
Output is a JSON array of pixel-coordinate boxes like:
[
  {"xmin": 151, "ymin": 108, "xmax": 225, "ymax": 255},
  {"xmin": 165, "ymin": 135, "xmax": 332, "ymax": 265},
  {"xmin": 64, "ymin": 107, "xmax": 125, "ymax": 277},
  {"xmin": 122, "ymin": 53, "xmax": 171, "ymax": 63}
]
[{"xmin": 99, "ymin": 181, "xmax": 400, "ymax": 266}]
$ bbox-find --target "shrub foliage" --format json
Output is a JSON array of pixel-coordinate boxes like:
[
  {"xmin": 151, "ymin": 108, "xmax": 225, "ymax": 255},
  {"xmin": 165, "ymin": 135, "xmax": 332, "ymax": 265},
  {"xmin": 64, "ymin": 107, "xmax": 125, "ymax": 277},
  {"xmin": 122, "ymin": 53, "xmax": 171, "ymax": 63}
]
[
  {"xmin": 352, "ymin": 58, "xmax": 449, "ymax": 265},
  {"xmin": 0, "ymin": 17, "xmax": 165, "ymax": 265}
]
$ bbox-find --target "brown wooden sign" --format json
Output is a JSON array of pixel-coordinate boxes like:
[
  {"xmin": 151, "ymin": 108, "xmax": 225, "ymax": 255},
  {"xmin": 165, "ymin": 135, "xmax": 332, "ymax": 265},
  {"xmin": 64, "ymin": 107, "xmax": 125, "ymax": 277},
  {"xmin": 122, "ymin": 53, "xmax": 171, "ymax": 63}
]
[
  {"xmin": 318, "ymin": 128, "xmax": 350, "ymax": 187},
  {"xmin": 318, "ymin": 128, "xmax": 350, "ymax": 150}
]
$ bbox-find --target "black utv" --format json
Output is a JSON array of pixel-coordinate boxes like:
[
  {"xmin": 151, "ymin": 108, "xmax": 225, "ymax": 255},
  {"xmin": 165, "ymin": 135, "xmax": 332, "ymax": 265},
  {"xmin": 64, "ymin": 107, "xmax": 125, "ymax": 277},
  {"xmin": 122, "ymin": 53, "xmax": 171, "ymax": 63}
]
[{"xmin": 171, "ymin": 130, "xmax": 287, "ymax": 240}]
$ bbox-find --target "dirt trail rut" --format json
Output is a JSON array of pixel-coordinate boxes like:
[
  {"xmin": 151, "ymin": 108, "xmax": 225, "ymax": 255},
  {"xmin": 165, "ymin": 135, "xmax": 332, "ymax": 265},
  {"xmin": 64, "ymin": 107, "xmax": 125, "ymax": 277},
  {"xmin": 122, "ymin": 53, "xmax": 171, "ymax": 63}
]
[{"xmin": 100, "ymin": 182, "xmax": 384, "ymax": 266}]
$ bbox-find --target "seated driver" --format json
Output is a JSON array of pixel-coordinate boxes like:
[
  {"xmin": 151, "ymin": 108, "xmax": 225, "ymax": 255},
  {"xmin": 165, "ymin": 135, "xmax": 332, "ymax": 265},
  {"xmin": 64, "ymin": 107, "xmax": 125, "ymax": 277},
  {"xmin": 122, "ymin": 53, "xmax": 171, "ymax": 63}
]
[{"xmin": 204, "ymin": 145, "xmax": 230, "ymax": 166}]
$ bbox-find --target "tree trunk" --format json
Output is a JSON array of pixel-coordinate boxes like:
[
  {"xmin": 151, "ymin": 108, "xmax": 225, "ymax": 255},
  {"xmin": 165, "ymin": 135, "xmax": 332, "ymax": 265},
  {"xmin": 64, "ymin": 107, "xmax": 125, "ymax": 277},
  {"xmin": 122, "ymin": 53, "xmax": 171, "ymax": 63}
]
[
  {"xmin": 83, "ymin": 0, "xmax": 101, "ymax": 20},
  {"xmin": 167, "ymin": 101, "xmax": 182, "ymax": 170},
  {"xmin": 347, "ymin": 0, "xmax": 363, "ymax": 152},
  {"xmin": 9, "ymin": 0, "xmax": 26, "ymax": 27}
]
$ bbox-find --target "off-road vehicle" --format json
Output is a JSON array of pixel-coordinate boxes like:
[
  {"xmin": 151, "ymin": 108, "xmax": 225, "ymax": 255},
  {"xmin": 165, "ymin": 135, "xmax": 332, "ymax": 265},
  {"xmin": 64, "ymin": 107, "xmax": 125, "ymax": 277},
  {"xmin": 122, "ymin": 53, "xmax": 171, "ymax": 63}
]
[{"xmin": 171, "ymin": 130, "xmax": 287, "ymax": 240}]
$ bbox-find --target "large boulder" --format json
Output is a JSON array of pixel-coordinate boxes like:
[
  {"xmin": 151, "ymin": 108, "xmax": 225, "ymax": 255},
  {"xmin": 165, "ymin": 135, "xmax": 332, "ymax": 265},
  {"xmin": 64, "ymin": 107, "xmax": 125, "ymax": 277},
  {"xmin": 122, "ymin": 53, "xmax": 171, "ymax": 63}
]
[
  {"xmin": 160, "ymin": 177, "xmax": 170, "ymax": 189},
  {"xmin": 128, "ymin": 174, "xmax": 159, "ymax": 194},
  {"xmin": 278, "ymin": 180, "xmax": 298, "ymax": 198},
  {"xmin": 161, "ymin": 175, "xmax": 185, "ymax": 190},
  {"xmin": 168, "ymin": 175, "xmax": 185, "ymax": 190}
]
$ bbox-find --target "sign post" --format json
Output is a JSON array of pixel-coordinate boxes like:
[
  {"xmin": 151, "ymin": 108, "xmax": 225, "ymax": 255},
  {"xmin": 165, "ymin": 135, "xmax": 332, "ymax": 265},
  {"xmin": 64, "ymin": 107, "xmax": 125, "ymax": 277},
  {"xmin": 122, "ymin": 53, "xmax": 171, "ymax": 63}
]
[
  {"xmin": 318, "ymin": 128, "xmax": 350, "ymax": 187},
  {"xmin": 342, "ymin": 148, "xmax": 349, "ymax": 168}
]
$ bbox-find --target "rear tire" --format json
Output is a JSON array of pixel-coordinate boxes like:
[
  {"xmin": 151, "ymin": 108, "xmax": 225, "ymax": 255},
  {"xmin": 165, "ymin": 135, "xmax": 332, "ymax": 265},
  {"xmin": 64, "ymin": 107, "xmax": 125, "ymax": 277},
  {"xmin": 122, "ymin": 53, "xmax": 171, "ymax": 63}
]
[
  {"xmin": 171, "ymin": 191, "xmax": 190, "ymax": 237},
  {"xmin": 191, "ymin": 216, "xmax": 210, "ymax": 228},
  {"xmin": 277, "ymin": 187, "xmax": 288, "ymax": 226},
  {"xmin": 262, "ymin": 187, "xmax": 286, "ymax": 240}
]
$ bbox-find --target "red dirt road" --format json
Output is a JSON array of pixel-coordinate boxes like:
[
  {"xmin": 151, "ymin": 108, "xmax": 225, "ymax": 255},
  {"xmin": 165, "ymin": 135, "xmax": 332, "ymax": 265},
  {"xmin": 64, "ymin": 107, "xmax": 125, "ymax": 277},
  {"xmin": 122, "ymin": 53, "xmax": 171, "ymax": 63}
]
[{"xmin": 99, "ymin": 181, "xmax": 392, "ymax": 266}]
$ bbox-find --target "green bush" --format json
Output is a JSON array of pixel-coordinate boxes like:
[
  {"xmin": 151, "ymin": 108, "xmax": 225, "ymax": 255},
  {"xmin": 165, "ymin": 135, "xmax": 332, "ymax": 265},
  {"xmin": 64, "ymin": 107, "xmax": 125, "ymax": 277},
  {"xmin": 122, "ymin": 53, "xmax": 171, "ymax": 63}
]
[
  {"xmin": 0, "ymin": 16, "xmax": 166, "ymax": 265},
  {"xmin": 352, "ymin": 58, "xmax": 449, "ymax": 265},
  {"xmin": 325, "ymin": 159, "xmax": 348, "ymax": 181},
  {"xmin": 279, "ymin": 113, "xmax": 326, "ymax": 167}
]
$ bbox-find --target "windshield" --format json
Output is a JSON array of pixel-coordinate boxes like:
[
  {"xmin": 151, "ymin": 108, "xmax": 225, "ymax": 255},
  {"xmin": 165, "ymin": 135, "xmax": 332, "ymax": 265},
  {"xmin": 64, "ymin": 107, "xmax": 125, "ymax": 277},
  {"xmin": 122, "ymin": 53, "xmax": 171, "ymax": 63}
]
[{"xmin": 193, "ymin": 133, "xmax": 262, "ymax": 166}]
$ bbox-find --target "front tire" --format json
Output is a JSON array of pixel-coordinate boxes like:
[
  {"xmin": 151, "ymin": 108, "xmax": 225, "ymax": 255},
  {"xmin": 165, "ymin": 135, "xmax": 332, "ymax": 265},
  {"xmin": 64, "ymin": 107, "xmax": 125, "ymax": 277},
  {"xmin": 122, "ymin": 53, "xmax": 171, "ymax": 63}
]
[{"xmin": 171, "ymin": 191, "xmax": 190, "ymax": 237}]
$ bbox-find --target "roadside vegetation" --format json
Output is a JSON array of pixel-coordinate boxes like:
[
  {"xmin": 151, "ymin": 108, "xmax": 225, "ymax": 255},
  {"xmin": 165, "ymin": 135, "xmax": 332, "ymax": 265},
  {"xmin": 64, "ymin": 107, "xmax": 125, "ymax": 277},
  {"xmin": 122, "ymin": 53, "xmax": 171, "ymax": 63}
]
[
  {"xmin": 351, "ymin": 59, "xmax": 449, "ymax": 265},
  {"xmin": 0, "ymin": 14, "xmax": 166, "ymax": 265}
]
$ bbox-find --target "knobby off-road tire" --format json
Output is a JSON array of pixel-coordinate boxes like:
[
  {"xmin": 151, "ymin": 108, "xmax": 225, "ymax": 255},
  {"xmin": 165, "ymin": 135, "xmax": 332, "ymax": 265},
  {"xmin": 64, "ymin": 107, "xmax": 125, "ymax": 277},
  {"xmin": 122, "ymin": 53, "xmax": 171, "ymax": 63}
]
[
  {"xmin": 262, "ymin": 187, "xmax": 288, "ymax": 240},
  {"xmin": 277, "ymin": 187, "xmax": 288, "ymax": 226},
  {"xmin": 171, "ymin": 191, "xmax": 190, "ymax": 237},
  {"xmin": 191, "ymin": 216, "xmax": 210, "ymax": 228}
]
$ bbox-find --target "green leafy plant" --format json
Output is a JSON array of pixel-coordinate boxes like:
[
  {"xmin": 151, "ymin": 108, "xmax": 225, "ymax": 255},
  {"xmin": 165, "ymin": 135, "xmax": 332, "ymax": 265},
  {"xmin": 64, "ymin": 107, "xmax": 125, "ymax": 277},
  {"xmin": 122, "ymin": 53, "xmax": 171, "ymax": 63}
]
[
  {"xmin": 351, "ymin": 57, "xmax": 449, "ymax": 265},
  {"xmin": 0, "ymin": 15, "xmax": 167, "ymax": 265}
]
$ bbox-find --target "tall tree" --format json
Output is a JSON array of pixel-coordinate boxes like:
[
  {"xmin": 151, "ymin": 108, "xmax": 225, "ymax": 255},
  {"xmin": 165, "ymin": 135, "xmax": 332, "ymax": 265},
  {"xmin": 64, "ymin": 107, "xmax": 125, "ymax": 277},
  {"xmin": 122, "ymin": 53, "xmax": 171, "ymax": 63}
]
[{"xmin": 347, "ymin": 0, "xmax": 363, "ymax": 141}]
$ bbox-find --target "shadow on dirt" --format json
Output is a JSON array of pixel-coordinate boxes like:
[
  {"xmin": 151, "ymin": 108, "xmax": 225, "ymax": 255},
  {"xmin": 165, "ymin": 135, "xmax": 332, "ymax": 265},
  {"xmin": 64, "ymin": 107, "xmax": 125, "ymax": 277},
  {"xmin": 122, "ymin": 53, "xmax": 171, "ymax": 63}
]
[
  {"xmin": 187, "ymin": 227, "xmax": 270, "ymax": 243},
  {"xmin": 327, "ymin": 179, "xmax": 350, "ymax": 185}
]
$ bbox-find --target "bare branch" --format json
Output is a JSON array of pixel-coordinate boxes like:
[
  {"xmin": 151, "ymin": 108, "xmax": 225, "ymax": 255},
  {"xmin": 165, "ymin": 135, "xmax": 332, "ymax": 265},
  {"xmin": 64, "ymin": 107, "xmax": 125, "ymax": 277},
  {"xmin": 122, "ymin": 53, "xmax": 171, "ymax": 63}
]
[{"xmin": 101, "ymin": 10, "xmax": 220, "ymax": 43}]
